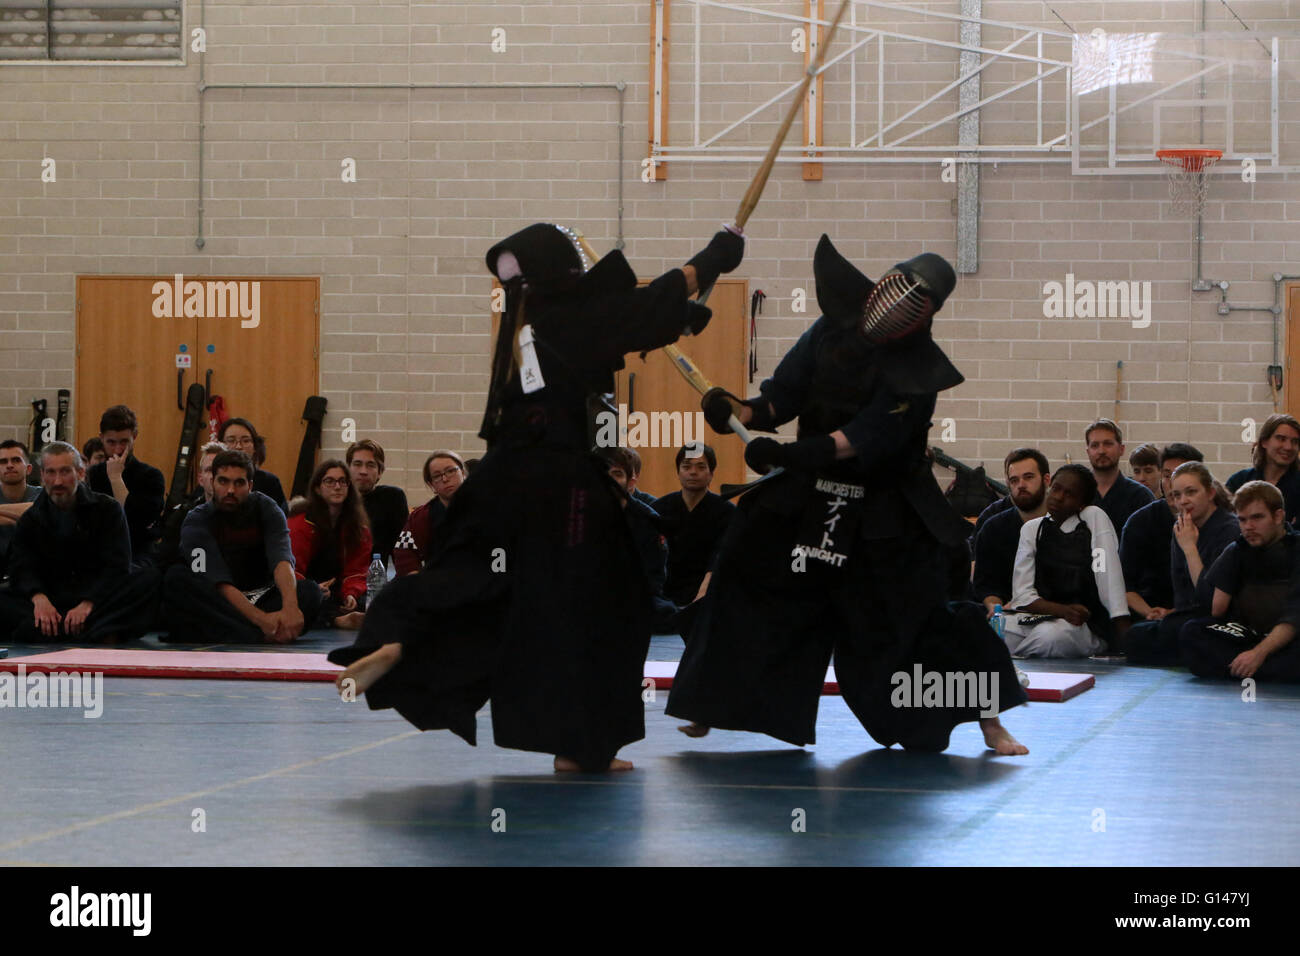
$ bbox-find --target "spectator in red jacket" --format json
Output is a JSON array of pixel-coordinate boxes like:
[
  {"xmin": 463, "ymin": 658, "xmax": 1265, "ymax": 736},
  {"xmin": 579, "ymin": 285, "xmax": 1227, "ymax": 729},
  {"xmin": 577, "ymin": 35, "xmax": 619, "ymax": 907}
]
[
  {"xmin": 392, "ymin": 450, "xmax": 466, "ymax": 577},
  {"xmin": 288, "ymin": 459, "xmax": 372, "ymax": 629}
]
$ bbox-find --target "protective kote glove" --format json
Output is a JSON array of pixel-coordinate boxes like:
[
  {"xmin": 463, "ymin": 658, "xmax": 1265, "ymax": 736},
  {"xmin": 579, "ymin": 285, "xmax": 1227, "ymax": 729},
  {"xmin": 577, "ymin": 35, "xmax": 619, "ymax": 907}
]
[
  {"xmin": 687, "ymin": 228, "xmax": 746, "ymax": 292},
  {"xmin": 744, "ymin": 434, "xmax": 837, "ymax": 474},
  {"xmin": 701, "ymin": 387, "xmax": 747, "ymax": 434},
  {"xmin": 683, "ymin": 301, "xmax": 713, "ymax": 336}
]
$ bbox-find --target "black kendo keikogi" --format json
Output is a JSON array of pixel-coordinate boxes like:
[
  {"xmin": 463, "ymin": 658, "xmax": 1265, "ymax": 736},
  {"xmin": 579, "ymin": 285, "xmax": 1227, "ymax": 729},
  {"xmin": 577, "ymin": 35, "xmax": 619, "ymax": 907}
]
[
  {"xmin": 666, "ymin": 235, "xmax": 1027, "ymax": 750},
  {"xmin": 328, "ymin": 223, "xmax": 739, "ymax": 770}
]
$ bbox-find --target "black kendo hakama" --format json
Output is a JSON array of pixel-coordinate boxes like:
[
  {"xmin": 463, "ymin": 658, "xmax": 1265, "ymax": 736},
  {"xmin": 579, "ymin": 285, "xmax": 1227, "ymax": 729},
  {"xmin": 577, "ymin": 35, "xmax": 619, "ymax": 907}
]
[
  {"xmin": 666, "ymin": 236, "xmax": 1027, "ymax": 751},
  {"xmin": 328, "ymin": 224, "xmax": 711, "ymax": 770}
]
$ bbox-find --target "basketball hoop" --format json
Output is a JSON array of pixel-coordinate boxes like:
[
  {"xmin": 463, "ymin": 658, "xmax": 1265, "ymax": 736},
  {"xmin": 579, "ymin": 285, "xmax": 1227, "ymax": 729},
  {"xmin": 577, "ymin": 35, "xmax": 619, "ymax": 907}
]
[{"xmin": 1156, "ymin": 147, "xmax": 1223, "ymax": 217}]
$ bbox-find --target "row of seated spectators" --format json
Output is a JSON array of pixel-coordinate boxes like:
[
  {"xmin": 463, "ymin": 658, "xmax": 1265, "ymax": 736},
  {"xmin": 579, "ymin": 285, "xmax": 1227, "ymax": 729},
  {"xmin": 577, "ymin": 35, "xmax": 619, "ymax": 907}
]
[
  {"xmin": 967, "ymin": 415, "xmax": 1300, "ymax": 682},
  {"xmin": 0, "ymin": 403, "xmax": 740, "ymax": 646}
]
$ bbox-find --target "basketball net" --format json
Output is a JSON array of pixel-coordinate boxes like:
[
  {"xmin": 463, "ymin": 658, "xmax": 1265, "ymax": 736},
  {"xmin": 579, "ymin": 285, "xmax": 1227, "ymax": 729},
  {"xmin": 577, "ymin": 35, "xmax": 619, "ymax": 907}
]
[{"xmin": 1156, "ymin": 148, "xmax": 1222, "ymax": 217}]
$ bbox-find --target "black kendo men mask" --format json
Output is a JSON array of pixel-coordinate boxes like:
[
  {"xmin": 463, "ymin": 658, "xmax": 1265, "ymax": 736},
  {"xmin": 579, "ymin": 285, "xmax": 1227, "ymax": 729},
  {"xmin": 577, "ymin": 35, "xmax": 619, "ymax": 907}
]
[
  {"xmin": 811, "ymin": 234, "xmax": 963, "ymax": 393},
  {"xmin": 485, "ymin": 223, "xmax": 591, "ymax": 294}
]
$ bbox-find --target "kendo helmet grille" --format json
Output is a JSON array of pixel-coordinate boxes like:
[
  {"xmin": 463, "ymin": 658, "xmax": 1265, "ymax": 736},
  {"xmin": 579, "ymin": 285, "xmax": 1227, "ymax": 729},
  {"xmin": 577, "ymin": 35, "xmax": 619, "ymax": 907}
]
[{"xmin": 859, "ymin": 268, "xmax": 938, "ymax": 344}]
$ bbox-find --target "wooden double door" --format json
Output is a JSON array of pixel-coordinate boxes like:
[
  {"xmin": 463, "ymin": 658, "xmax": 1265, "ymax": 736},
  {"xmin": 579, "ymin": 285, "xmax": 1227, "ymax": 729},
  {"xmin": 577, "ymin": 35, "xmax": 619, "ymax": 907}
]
[{"xmin": 75, "ymin": 276, "xmax": 320, "ymax": 488}]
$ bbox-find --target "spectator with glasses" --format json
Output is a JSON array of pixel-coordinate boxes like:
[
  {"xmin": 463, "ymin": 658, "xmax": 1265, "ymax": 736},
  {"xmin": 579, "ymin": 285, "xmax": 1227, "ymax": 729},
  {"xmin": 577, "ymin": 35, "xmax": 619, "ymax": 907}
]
[
  {"xmin": 393, "ymin": 451, "xmax": 465, "ymax": 577},
  {"xmin": 346, "ymin": 439, "xmax": 409, "ymax": 566},
  {"xmin": 289, "ymin": 459, "xmax": 373, "ymax": 630},
  {"xmin": 218, "ymin": 417, "xmax": 288, "ymax": 514}
]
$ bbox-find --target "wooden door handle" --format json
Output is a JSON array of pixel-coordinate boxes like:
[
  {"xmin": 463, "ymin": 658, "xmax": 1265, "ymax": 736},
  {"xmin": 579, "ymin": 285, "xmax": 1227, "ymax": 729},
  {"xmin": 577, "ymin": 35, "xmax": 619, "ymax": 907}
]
[
  {"xmin": 177, "ymin": 369, "xmax": 185, "ymax": 410},
  {"xmin": 628, "ymin": 372, "xmax": 635, "ymax": 415}
]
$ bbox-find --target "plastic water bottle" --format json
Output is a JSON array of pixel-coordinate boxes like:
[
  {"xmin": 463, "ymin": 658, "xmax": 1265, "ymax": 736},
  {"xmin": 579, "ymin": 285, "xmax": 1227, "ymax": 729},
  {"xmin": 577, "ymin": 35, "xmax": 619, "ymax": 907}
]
[
  {"xmin": 991, "ymin": 604, "xmax": 1006, "ymax": 640},
  {"xmin": 366, "ymin": 553, "xmax": 386, "ymax": 607}
]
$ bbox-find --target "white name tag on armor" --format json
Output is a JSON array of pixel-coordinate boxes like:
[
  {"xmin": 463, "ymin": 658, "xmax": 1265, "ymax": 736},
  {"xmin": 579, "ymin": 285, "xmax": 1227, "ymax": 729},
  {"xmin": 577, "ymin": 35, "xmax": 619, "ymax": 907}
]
[{"xmin": 517, "ymin": 324, "xmax": 545, "ymax": 394}]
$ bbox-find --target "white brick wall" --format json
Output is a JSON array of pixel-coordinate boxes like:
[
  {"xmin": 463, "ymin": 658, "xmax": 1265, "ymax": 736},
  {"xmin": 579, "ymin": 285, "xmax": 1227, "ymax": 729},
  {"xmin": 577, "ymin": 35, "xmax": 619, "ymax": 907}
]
[{"xmin": 1, "ymin": 0, "xmax": 1297, "ymax": 500}]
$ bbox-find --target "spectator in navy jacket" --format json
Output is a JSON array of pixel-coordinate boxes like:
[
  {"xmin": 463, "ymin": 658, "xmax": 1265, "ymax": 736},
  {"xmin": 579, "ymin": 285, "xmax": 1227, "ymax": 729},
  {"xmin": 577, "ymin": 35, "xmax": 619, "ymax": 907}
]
[
  {"xmin": 1085, "ymin": 418, "xmax": 1154, "ymax": 534},
  {"xmin": 1121, "ymin": 442, "xmax": 1203, "ymax": 622},
  {"xmin": 1125, "ymin": 462, "xmax": 1237, "ymax": 664},
  {"xmin": 86, "ymin": 404, "xmax": 165, "ymax": 567}
]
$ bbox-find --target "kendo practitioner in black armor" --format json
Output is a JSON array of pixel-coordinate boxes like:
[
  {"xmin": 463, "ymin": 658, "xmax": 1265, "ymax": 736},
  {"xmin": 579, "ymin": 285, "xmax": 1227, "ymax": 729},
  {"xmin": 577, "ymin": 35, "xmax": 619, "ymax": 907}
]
[
  {"xmin": 329, "ymin": 223, "xmax": 744, "ymax": 771},
  {"xmin": 666, "ymin": 235, "xmax": 1029, "ymax": 755}
]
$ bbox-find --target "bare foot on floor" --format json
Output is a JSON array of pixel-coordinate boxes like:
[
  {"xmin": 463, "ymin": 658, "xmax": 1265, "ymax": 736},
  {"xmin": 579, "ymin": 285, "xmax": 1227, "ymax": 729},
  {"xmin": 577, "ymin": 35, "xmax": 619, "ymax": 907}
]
[
  {"xmin": 980, "ymin": 716, "xmax": 1029, "ymax": 755},
  {"xmin": 335, "ymin": 642, "xmax": 402, "ymax": 698},
  {"xmin": 553, "ymin": 756, "xmax": 635, "ymax": 772},
  {"xmin": 677, "ymin": 722, "xmax": 710, "ymax": 738},
  {"xmin": 332, "ymin": 611, "xmax": 365, "ymax": 630}
]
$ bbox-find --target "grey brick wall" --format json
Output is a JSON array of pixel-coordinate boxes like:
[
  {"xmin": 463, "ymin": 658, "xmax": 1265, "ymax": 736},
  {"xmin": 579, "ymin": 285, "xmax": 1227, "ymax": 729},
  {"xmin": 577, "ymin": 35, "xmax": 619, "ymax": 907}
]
[{"xmin": 1, "ymin": 0, "xmax": 1297, "ymax": 499}]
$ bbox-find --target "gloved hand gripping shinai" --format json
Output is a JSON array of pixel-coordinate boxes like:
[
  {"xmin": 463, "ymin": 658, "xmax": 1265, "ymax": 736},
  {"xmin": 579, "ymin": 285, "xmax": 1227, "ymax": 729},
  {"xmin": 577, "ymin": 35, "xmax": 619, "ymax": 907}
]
[
  {"xmin": 701, "ymin": 388, "xmax": 777, "ymax": 435},
  {"xmin": 743, "ymin": 434, "xmax": 837, "ymax": 475},
  {"xmin": 687, "ymin": 229, "xmax": 746, "ymax": 293}
]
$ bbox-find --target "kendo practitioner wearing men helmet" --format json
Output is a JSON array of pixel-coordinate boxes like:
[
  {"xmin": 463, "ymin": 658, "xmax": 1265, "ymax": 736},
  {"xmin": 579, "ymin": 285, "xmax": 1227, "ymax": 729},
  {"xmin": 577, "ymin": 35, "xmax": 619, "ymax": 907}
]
[
  {"xmin": 666, "ymin": 235, "xmax": 1029, "ymax": 755},
  {"xmin": 330, "ymin": 223, "xmax": 744, "ymax": 772}
]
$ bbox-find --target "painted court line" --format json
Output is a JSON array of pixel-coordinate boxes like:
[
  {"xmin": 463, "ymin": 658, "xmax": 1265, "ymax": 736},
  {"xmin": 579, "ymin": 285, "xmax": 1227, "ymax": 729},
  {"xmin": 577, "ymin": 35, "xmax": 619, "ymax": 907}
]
[
  {"xmin": 944, "ymin": 673, "xmax": 1181, "ymax": 843},
  {"xmin": 0, "ymin": 729, "xmax": 422, "ymax": 854}
]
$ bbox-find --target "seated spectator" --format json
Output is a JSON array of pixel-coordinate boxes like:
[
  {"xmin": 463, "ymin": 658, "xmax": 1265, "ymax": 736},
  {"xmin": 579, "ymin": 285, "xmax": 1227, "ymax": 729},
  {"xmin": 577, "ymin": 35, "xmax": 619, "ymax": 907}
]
[
  {"xmin": 1129, "ymin": 443, "xmax": 1162, "ymax": 498},
  {"xmin": 1085, "ymin": 418, "xmax": 1154, "ymax": 533},
  {"xmin": 1225, "ymin": 412, "xmax": 1300, "ymax": 526},
  {"xmin": 1125, "ymin": 462, "xmax": 1237, "ymax": 664},
  {"xmin": 218, "ymin": 417, "xmax": 288, "ymax": 513},
  {"xmin": 971, "ymin": 491, "xmax": 1014, "ymax": 544},
  {"xmin": 289, "ymin": 459, "xmax": 372, "ymax": 630},
  {"xmin": 1122, "ymin": 442, "xmax": 1203, "ymax": 622},
  {"xmin": 86, "ymin": 404, "xmax": 165, "ymax": 568},
  {"xmin": 972, "ymin": 448, "xmax": 1050, "ymax": 619},
  {"xmin": 622, "ymin": 445, "xmax": 658, "ymax": 507},
  {"xmin": 194, "ymin": 442, "xmax": 225, "ymax": 505},
  {"xmin": 601, "ymin": 446, "xmax": 677, "ymax": 629},
  {"xmin": 0, "ymin": 440, "xmax": 41, "ymax": 587},
  {"xmin": 1003, "ymin": 464, "xmax": 1129, "ymax": 657},
  {"xmin": 347, "ymin": 439, "xmax": 409, "ymax": 566},
  {"xmin": 156, "ymin": 441, "xmax": 225, "ymax": 568},
  {"xmin": 393, "ymin": 450, "xmax": 465, "ymax": 577},
  {"xmin": 160, "ymin": 450, "xmax": 319, "ymax": 643},
  {"xmin": 0, "ymin": 443, "xmax": 157, "ymax": 643},
  {"xmin": 81, "ymin": 437, "xmax": 106, "ymax": 469},
  {"xmin": 1181, "ymin": 481, "xmax": 1300, "ymax": 681},
  {"xmin": 653, "ymin": 443, "xmax": 736, "ymax": 607}
]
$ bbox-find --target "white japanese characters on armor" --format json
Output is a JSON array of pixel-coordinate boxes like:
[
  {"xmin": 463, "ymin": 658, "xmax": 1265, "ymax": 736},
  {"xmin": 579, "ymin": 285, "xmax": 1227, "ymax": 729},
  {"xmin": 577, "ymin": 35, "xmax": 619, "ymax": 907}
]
[
  {"xmin": 795, "ymin": 479, "xmax": 865, "ymax": 568},
  {"xmin": 517, "ymin": 324, "xmax": 546, "ymax": 394}
]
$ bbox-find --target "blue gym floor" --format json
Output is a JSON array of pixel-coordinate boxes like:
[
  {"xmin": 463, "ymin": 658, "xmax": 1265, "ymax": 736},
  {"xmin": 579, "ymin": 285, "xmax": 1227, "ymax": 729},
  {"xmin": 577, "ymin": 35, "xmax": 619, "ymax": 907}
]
[{"xmin": 2, "ymin": 633, "xmax": 1298, "ymax": 866}]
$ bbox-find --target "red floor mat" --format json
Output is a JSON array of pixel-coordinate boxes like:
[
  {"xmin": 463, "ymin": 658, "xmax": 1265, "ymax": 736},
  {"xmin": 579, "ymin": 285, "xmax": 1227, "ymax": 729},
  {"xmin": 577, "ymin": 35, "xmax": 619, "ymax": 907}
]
[{"xmin": 0, "ymin": 649, "xmax": 1091, "ymax": 701}]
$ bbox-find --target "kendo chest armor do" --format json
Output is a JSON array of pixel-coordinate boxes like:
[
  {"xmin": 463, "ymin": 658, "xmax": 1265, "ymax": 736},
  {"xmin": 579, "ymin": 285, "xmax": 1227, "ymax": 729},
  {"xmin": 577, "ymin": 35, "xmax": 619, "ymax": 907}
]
[
  {"xmin": 797, "ymin": 327, "xmax": 874, "ymax": 443},
  {"xmin": 1033, "ymin": 517, "xmax": 1114, "ymax": 643}
]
